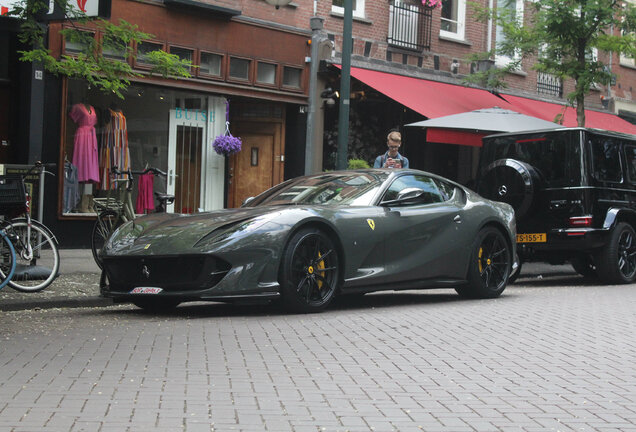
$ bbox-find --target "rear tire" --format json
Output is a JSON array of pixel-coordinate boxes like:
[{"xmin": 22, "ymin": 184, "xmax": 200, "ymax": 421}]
[
  {"xmin": 456, "ymin": 227, "xmax": 511, "ymax": 299},
  {"xmin": 595, "ymin": 222, "xmax": 636, "ymax": 284},
  {"xmin": 280, "ymin": 228, "xmax": 340, "ymax": 313}
]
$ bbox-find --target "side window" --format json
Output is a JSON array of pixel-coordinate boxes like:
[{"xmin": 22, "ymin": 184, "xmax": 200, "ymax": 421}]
[
  {"xmin": 382, "ymin": 175, "xmax": 445, "ymax": 205},
  {"xmin": 434, "ymin": 178, "xmax": 456, "ymax": 201},
  {"xmin": 590, "ymin": 135, "xmax": 623, "ymax": 183},
  {"xmin": 625, "ymin": 145, "xmax": 636, "ymax": 183}
]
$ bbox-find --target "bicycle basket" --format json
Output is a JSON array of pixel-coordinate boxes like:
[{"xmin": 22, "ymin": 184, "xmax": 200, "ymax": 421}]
[{"xmin": 0, "ymin": 175, "xmax": 26, "ymax": 214}]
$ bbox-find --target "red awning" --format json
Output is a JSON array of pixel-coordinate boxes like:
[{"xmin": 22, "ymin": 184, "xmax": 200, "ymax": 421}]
[
  {"xmin": 426, "ymin": 128, "xmax": 487, "ymax": 147},
  {"xmin": 502, "ymin": 94, "xmax": 636, "ymax": 135},
  {"xmin": 345, "ymin": 66, "xmax": 515, "ymax": 118}
]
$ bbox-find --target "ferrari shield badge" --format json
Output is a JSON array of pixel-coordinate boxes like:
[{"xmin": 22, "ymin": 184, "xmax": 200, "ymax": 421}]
[
  {"xmin": 367, "ymin": 219, "xmax": 375, "ymax": 230},
  {"xmin": 144, "ymin": 244, "xmax": 151, "ymax": 249}
]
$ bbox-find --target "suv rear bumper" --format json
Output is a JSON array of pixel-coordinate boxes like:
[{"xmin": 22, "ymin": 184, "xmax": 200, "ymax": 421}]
[{"xmin": 517, "ymin": 227, "xmax": 609, "ymax": 255}]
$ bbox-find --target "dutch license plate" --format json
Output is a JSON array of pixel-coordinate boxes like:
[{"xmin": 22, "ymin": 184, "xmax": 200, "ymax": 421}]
[
  {"xmin": 130, "ymin": 287, "xmax": 163, "ymax": 294},
  {"xmin": 516, "ymin": 233, "xmax": 546, "ymax": 243}
]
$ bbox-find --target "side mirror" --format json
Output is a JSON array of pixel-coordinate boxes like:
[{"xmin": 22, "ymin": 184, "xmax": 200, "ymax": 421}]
[{"xmin": 242, "ymin": 197, "xmax": 255, "ymax": 206}]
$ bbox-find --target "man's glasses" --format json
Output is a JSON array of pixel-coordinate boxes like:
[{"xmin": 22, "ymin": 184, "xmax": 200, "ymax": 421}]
[{"xmin": 388, "ymin": 146, "xmax": 400, "ymax": 150}]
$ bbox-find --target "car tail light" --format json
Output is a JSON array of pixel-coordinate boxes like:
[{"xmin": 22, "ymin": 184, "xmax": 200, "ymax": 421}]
[{"xmin": 569, "ymin": 216, "xmax": 593, "ymax": 227}]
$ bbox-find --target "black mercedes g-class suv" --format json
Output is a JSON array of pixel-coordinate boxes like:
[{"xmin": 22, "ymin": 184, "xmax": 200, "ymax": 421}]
[{"xmin": 476, "ymin": 127, "xmax": 636, "ymax": 284}]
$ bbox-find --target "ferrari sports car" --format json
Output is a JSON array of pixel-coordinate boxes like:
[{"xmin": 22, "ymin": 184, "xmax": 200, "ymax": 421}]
[{"xmin": 100, "ymin": 169, "xmax": 517, "ymax": 313}]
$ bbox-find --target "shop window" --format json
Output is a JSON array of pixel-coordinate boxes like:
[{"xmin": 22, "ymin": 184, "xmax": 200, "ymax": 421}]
[
  {"xmin": 62, "ymin": 80, "xmax": 220, "ymax": 217},
  {"xmin": 332, "ymin": 0, "xmax": 365, "ymax": 19},
  {"xmin": 495, "ymin": 0, "xmax": 523, "ymax": 66},
  {"xmin": 64, "ymin": 31, "xmax": 95, "ymax": 55},
  {"xmin": 440, "ymin": 0, "xmax": 466, "ymax": 41},
  {"xmin": 170, "ymin": 46, "xmax": 194, "ymax": 72},
  {"xmin": 136, "ymin": 41, "xmax": 163, "ymax": 66},
  {"xmin": 256, "ymin": 62, "xmax": 277, "ymax": 85},
  {"xmin": 199, "ymin": 52, "xmax": 222, "ymax": 77},
  {"xmin": 229, "ymin": 57, "xmax": 250, "ymax": 81},
  {"xmin": 282, "ymin": 66, "xmax": 301, "ymax": 88},
  {"xmin": 101, "ymin": 36, "xmax": 128, "ymax": 61}
]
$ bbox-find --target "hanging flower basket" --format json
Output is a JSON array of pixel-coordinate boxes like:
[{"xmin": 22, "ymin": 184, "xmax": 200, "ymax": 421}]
[
  {"xmin": 212, "ymin": 100, "xmax": 242, "ymax": 156},
  {"xmin": 213, "ymin": 133, "xmax": 242, "ymax": 156},
  {"xmin": 421, "ymin": 0, "xmax": 441, "ymax": 8}
]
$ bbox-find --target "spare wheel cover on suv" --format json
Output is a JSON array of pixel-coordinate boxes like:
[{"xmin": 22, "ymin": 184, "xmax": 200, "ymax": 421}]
[{"xmin": 478, "ymin": 158, "xmax": 539, "ymax": 218}]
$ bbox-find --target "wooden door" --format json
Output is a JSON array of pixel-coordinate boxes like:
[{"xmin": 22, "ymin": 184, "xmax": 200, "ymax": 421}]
[{"xmin": 229, "ymin": 121, "xmax": 284, "ymax": 208}]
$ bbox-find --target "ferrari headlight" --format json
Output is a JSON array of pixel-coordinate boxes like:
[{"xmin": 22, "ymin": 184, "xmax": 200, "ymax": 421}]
[{"xmin": 195, "ymin": 213, "xmax": 280, "ymax": 247}]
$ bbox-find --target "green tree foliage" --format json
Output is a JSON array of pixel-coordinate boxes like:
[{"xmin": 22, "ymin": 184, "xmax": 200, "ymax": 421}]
[
  {"xmin": 466, "ymin": 0, "xmax": 636, "ymax": 126},
  {"xmin": 8, "ymin": 0, "xmax": 192, "ymax": 98}
]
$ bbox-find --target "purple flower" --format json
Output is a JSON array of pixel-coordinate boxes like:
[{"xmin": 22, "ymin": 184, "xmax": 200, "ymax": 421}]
[{"xmin": 213, "ymin": 134, "xmax": 242, "ymax": 156}]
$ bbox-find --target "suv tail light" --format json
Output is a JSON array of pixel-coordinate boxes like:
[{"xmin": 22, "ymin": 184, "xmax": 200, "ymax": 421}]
[{"xmin": 569, "ymin": 216, "xmax": 593, "ymax": 227}]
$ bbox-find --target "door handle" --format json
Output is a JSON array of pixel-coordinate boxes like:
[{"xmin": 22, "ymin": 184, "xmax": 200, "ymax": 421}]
[
  {"xmin": 169, "ymin": 169, "xmax": 173, "ymax": 186},
  {"xmin": 454, "ymin": 215, "xmax": 461, "ymax": 223}
]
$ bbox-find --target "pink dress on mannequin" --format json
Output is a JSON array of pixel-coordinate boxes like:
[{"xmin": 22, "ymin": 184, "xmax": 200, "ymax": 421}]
[{"xmin": 69, "ymin": 103, "xmax": 100, "ymax": 183}]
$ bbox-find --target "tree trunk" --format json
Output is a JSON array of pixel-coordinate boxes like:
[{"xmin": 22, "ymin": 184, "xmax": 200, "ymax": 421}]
[{"xmin": 576, "ymin": 91, "xmax": 586, "ymax": 127}]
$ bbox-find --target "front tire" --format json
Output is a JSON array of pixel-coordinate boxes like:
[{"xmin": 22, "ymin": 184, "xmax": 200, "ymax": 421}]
[
  {"xmin": 3, "ymin": 221, "xmax": 60, "ymax": 292},
  {"xmin": 280, "ymin": 228, "xmax": 340, "ymax": 313},
  {"xmin": 595, "ymin": 222, "xmax": 636, "ymax": 284},
  {"xmin": 456, "ymin": 227, "xmax": 511, "ymax": 299}
]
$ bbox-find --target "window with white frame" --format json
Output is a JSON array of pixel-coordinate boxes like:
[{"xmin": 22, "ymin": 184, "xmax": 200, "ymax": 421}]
[
  {"xmin": 495, "ymin": 0, "xmax": 524, "ymax": 66},
  {"xmin": 332, "ymin": 0, "xmax": 365, "ymax": 19},
  {"xmin": 440, "ymin": 0, "xmax": 466, "ymax": 40}
]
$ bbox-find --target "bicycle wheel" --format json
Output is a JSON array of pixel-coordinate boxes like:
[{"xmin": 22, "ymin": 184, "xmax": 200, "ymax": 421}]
[
  {"xmin": 91, "ymin": 210, "xmax": 124, "ymax": 269},
  {"xmin": 3, "ymin": 220, "xmax": 60, "ymax": 292},
  {"xmin": 0, "ymin": 230, "xmax": 16, "ymax": 290}
]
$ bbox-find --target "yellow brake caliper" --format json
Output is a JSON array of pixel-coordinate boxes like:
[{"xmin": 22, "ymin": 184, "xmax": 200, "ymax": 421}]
[
  {"xmin": 316, "ymin": 251, "xmax": 326, "ymax": 290},
  {"xmin": 478, "ymin": 247, "xmax": 483, "ymax": 273}
]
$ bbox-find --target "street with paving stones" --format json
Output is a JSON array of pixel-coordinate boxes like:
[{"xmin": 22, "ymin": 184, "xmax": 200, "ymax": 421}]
[{"xmin": 0, "ymin": 266, "xmax": 635, "ymax": 431}]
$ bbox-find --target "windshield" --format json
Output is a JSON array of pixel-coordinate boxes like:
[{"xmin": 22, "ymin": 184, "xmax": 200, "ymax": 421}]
[
  {"xmin": 245, "ymin": 172, "xmax": 389, "ymax": 207},
  {"xmin": 480, "ymin": 130, "xmax": 582, "ymax": 187}
]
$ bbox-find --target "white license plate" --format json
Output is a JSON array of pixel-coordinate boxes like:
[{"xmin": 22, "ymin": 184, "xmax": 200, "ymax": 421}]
[{"xmin": 130, "ymin": 287, "xmax": 163, "ymax": 294}]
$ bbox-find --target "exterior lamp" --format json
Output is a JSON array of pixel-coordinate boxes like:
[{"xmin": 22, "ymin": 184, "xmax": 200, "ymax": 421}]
[{"xmin": 264, "ymin": 0, "xmax": 292, "ymax": 9}]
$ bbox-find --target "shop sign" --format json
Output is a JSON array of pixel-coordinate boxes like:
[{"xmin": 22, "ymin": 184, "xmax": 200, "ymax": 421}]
[
  {"xmin": 1, "ymin": 0, "xmax": 111, "ymax": 19},
  {"xmin": 174, "ymin": 107, "xmax": 217, "ymax": 123}
]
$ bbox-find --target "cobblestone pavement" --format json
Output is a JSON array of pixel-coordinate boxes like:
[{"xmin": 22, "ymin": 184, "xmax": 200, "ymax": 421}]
[{"xmin": 0, "ymin": 270, "xmax": 635, "ymax": 431}]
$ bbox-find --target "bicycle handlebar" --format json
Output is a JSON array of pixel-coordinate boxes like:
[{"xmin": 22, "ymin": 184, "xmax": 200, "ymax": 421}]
[{"xmin": 111, "ymin": 166, "xmax": 167, "ymax": 177}]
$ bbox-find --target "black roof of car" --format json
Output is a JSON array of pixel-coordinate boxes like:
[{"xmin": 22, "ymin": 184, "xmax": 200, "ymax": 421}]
[{"xmin": 483, "ymin": 127, "xmax": 636, "ymax": 141}]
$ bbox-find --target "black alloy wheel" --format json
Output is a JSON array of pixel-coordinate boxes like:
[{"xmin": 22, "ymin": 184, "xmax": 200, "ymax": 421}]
[
  {"xmin": 596, "ymin": 222, "xmax": 636, "ymax": 284},
  {"xmin": 280, "ymin": 228, "xmax": 339, "ymax": 313},
  {"xmin": 457, "ymin": 227, "xmax": 511, "ymax": 298}
]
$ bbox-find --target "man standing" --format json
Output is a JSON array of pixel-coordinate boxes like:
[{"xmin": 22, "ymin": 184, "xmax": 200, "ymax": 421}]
[{"xmin": 374, "ymin": 131, "xmax": 409, "ymax": 168}]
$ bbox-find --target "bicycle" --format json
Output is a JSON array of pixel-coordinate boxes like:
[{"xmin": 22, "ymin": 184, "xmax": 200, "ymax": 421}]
[
  {"xmin": 0, "ymin": 162, "xmax": 60, "ymax": 292},
  {"xmin": 91, "ymin": 166, "xmax": 174, "ymax": 269}
]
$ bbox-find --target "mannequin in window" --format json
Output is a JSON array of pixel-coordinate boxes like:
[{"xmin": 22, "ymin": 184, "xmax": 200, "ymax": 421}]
[{"xmin": 69, "ymin": 103, "xmax": 100, "ymax": 183}]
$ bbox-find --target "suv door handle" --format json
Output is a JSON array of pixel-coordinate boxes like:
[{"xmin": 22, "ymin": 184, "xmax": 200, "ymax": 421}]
[{"xmin": 454, "ymin": 215, "xmax": 462, "ymax": 223}]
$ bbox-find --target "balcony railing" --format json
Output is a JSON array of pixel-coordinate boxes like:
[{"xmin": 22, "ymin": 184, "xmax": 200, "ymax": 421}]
[
  {"xmin": 388, "ymin": 0, "xmax": 432, "ymax": 51},
  {"xmin": 537, "ymin": 72, "xmax": 563, "ymax": 98}
]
